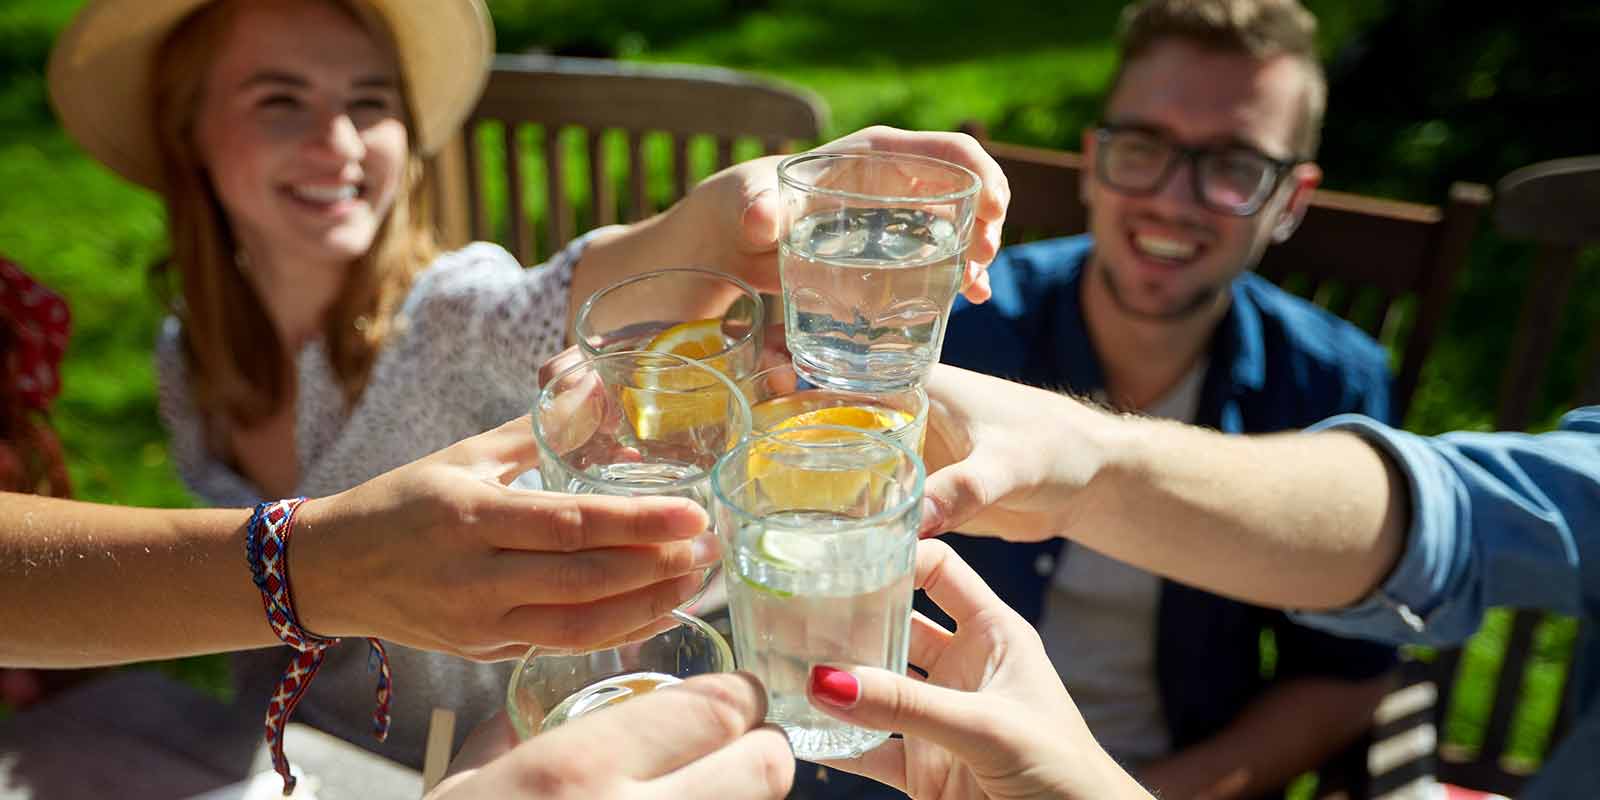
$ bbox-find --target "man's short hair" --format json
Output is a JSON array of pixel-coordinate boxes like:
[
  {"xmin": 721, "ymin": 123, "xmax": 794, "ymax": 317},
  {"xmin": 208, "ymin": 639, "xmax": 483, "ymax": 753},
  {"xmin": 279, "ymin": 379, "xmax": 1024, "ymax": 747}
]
[{"xmin": 1107, "ymin": 0, "xmax": 1327, "ymax": 158}]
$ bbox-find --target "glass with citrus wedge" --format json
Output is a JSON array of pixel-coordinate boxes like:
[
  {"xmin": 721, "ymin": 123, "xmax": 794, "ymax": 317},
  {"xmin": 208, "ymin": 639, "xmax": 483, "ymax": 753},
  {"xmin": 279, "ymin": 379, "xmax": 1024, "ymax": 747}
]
[
  {"xmin": 710, "ymin": 425, "xmax": 922, "ymax": 760},
  {"xmin": 741, "ymin": 361, "xmax": 928, "ymax": 456},
  {"xmin": 574, "ymin": 268, "xmax": 764, "ymax": 384},
  {"xmin": 533, "ymin": 350, "xmax": 751, "ymax": 591}
]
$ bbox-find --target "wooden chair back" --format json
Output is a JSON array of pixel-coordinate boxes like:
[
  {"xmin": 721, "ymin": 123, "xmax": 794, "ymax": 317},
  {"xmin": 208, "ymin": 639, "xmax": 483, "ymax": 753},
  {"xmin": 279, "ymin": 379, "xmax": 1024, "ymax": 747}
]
[
  {"xmin": 432, "ymin": 54, "xmax": 828, "ymax": 264},
  {"xmin": 959, "ymin": 125, "xmax": 1490, "ymax": 422},
  {"xmin": 1492, "ymin": 155, "xmax": 1600, "ymax": 430},
  {"xmin": 1360, "ymin": 156, "xmax": 1599, "ymax": 799}
]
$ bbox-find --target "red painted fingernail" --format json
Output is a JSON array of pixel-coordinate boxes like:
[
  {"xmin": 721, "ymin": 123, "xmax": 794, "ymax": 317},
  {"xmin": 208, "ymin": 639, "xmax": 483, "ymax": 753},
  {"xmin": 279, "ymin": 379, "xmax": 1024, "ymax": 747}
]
[{"xmin": 809, "ymin": 666, "xmax": 859, "ymax": 709}]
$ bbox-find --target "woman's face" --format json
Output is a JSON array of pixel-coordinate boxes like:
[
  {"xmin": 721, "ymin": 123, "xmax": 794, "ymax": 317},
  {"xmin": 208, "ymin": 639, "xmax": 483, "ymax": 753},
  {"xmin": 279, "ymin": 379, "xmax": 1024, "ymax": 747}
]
[{"xmin": 193, "ymin": 0, "xmax": 409, "ymax": 269}]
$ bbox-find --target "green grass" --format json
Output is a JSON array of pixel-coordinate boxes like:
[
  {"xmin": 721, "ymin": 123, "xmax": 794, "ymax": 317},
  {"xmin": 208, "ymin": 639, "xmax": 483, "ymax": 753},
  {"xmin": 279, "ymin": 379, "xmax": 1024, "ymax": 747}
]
[{"xmin": 0, "ymin": 0, "xmax": 1583, "ymax": 781}]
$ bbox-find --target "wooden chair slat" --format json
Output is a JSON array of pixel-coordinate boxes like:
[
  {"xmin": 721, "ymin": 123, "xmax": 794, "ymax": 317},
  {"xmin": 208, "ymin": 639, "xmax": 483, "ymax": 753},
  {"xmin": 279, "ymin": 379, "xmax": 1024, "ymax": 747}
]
[
  {"xmin": 589, "ymin": 129, "xmax": 615, "ymax": 228},
  {"xmin": 463, "ymin": 123, "xmax": 487, "ymax": 249},
  {"xmin": 544, "ymin": 125, "xmax": 573, "ymax": 251},
  {"xmin": 504, "ymin": 123, "xmax": 531, "ymax": 264},
  {"xmin": 674, "ymin": 134, "xmax": 694, "ymax": 203},
  {"xmin": 628, "ymin": 129, "xmax": 650, "ymax": 224}
]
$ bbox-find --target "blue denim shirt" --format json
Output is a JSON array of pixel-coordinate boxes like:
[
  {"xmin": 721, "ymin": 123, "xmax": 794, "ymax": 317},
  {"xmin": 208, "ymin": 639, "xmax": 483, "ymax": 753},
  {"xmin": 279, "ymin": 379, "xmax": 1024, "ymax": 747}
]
[{"xmin": 1297, "ymin": 408, "xmax": 1600, "ymax": 797}]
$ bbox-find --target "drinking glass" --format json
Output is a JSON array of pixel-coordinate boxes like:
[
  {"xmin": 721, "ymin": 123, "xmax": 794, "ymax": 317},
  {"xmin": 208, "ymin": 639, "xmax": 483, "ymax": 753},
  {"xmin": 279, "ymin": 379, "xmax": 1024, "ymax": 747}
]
[
  {"xmin": 506, "ymin": 610, "xmax": 736, "ymax": 739},
  {"xmin": 533, "ymin": 350, "xmax": 753, "ymax": 603},
  {"xmin": 777, "ymin": 151, "xmax": 981, "ymax": 392},
  {"xmin": 711, "ymin": 425, "xmax": 923, "ymax": 760},
  {"xmin": 741, "ymin": 361, "xmax": 928, "ymax": 455},
  {"xmin": 574, "ymin": 268, "xmax": 764, "ymax": 382}
]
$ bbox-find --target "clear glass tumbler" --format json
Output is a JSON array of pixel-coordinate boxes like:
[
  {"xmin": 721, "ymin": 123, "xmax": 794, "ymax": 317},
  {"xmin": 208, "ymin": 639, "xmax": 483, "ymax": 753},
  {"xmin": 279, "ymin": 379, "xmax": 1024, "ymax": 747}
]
[
  {"xmin": 777, "ymin": 151, "xmax": 980, "ymax": 392},
  {"xmin": 533, "ymin": 350, "xmax": 752, "ymax": 604},
  {"xmin": 506, "ymin": 610, "xmax": 736, "ymax": 739},
  {"xmin": 711, "ymin": 425, "xmax": 923, "ymax": 760},
  {"xmin": 574, "ymin": 268, "xmax": 764, "ymax": 383}
]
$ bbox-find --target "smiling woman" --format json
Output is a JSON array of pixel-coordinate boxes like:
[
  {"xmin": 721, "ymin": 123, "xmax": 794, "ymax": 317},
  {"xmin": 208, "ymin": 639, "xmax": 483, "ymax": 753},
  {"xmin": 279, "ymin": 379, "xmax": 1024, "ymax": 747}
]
[{"xmin": 43, "ymin": 0, "xmax": 1015, "ymax": 774}]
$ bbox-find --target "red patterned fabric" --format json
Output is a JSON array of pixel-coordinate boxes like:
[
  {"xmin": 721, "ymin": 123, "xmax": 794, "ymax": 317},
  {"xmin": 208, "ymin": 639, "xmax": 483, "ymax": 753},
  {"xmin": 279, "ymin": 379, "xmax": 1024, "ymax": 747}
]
[
  {"xmin": 0, "ymin": 257, "xmax": 70, "ymax": 499},
  {"xmin": 246, "ymin": 498, "xmax": 392, "ymax": 795},
  {"xmin": 0, "ymin": 257, "xmax": 70, "ymax": 411}
]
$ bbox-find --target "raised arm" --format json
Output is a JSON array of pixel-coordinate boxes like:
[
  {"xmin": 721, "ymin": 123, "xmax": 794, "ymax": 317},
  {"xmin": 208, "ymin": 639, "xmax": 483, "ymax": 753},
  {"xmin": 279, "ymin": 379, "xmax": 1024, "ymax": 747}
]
[{"xmin": 565, "ymin": 125, "xmax": 1012, "ymax": 337}]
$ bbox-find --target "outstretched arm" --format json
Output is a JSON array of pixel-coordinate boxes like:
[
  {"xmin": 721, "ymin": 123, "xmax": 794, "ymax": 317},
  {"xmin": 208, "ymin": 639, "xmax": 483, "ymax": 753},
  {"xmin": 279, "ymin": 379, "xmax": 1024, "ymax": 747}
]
[
  {"xmin": 918, "ymin": 364, "xmax": 1408, "ymax": 610},
  {"xmin": 1, "ymin": 416, "xmax": 717, "ymax": 667},
  {"xmin": 920, "ymin": 365, "xmax": 1600, "ymax": 646}
]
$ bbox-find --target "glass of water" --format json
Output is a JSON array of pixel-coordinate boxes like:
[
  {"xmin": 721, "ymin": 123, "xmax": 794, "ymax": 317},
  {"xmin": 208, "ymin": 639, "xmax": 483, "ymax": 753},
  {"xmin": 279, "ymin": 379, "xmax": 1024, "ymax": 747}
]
[
  {"xmin": 710, "ymin": 425, "xmax": 923, "ymax": 760},
  {"xmin": 506, "ymin": 610, "xmax": 736, "ymax": 739},
  {"xmin": 574, "ymin": 268, "xmax": 765, "ymax": 383},
  {"xmin": 741, "ymin": 360, "xmax": 928, "ymax": 456},
  {"xmin": 533, "ymin": 350, "xmax": 753, "ymax": 602},
  {"xmin": 777, "ymin": 151, "xmax": 981, "ymax": 392}
]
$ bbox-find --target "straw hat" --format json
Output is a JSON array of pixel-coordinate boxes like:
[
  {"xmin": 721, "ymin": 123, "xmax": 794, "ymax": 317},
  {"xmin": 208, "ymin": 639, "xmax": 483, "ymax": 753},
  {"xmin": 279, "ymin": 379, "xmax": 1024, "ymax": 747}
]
[{"xmin": 48, "ymin": 0, "xmax": 493, "ymax": 191}]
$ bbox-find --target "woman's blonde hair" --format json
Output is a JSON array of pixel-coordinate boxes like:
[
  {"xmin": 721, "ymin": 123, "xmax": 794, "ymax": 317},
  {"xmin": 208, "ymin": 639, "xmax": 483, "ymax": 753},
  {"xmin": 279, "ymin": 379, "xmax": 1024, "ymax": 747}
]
[{"xmin": 151, "ymin": 0, "xmax": 438, "ymax": 428}]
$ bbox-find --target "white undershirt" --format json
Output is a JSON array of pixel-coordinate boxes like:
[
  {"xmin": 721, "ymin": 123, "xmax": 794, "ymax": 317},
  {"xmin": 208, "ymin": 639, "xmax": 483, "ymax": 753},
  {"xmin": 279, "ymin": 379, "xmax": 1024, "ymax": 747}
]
[{"xmin": 1037, "ymin": 360, "xmax": 1208, "ymax": 768}]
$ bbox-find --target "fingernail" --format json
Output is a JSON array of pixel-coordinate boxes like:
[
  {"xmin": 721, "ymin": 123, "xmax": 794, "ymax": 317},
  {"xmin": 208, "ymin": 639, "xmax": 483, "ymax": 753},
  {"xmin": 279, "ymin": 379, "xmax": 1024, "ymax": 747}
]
[
  {"xmin": 690, "ymin": 531, "xmax": 721, "ymax": 566},
  {"xmin": 809, "ymin": 666, "xmax": 859, "ymax": 709}
]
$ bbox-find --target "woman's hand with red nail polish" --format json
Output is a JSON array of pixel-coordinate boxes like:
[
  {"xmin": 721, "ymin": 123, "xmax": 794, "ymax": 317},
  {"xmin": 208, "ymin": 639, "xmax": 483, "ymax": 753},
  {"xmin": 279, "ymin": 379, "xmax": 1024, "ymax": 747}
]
[{"xmin": 806, "ymin": 540, "xmax": 1154, "ymax": 800}]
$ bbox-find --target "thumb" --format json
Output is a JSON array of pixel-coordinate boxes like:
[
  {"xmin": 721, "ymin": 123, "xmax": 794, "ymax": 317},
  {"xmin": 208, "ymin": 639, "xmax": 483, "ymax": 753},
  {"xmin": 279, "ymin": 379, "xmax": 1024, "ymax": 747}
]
[
  {"xmin": 918, "ymin": 455, "xmax": 1000, "ymax": 537},
  {"xmin": 808, "ymin": 664, "xmax": 995, "ymax": 762},
  {"xmin": 445, "ymin": 416, "xmax": 543, "ymax": 486},
  {"xmin": 740, "ymin": 187, "xmax": 781, "ymax": 254}
]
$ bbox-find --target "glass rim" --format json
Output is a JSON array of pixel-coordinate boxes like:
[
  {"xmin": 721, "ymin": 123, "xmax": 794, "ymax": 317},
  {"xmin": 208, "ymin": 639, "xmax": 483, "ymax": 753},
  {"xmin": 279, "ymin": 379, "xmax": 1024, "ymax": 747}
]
[
  {"xmin": 710, "ymin": 424, "xmax": 926, "ymax": 532},
  {"xmin": 506, "ymin": 609, "xmax": 735, "ymax": 739},
  {"xmin": 573, "ymin": 267, "xmax": 765, "ymax": 360},
  {"xmin": 741, "ymin": 362, "xmax": 930, "ymax": 432},
  {"xmin": 776, "ymin": 150, "xmax": 983, "ymax": 205},
  {"xmin": 531, "ymin": 350, "xmax": 753, "ymax": 496},
  {"xmin": 510, "ymin": 609, "xmax": 731, "ymax": 663}
]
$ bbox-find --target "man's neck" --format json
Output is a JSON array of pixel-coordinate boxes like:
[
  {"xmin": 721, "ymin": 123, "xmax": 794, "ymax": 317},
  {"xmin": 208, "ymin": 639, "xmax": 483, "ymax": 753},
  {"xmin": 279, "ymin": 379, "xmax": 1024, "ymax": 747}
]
[{"xmin": 1080, "ymin": 258, "xmax": 1229, "ymax": 411}]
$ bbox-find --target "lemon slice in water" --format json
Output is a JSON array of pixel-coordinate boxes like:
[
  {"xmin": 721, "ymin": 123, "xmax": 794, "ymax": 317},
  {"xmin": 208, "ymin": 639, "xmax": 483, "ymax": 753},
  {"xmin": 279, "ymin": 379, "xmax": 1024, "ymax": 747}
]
[
  {"xmin": 748, "ymin": 407, "xmax": 906, "ymax": 511},
  {"xmin": 623, "ymin": 319, "xmax": 733, "ymax": 439}
]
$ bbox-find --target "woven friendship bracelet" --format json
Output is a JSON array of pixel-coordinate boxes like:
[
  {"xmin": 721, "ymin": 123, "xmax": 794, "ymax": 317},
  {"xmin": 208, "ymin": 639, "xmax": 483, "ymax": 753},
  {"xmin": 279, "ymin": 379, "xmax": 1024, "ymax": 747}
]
[{"xmin": 246, "ymin": 498, "xmax": 393, "ymax": 795}]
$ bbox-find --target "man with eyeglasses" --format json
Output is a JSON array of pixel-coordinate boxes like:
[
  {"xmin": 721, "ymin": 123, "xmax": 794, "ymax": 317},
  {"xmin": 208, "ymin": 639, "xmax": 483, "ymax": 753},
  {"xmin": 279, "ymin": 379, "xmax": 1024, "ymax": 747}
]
[{"xmin": 923, "ymin": 1, "xmax": 1399, "ymax": 798}]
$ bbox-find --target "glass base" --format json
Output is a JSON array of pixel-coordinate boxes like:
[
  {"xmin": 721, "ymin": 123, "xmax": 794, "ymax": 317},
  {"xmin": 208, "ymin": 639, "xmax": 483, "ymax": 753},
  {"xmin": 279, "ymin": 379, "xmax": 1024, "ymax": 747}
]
[{"xmin": 770, "ymin": 695, "xmax": 891, "ymax": 760}]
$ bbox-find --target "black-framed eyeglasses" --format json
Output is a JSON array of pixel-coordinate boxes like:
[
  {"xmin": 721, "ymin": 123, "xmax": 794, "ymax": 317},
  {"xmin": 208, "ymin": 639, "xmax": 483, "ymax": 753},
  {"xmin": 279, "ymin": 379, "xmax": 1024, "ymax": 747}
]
[{"xmin": 1092, "ymin": 124, "xmax": 1303, "ymax": 217}]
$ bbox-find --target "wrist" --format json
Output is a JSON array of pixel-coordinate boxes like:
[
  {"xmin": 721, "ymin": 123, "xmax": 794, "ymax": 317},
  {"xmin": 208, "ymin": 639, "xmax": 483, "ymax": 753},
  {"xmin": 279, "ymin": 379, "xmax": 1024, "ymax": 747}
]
[
  {"xmin": 284, "ymin": 494, "xmax": 361, "ymax": 638},
  {"xmin": 1048, "ymin": 395, "xmax": 1138, "ymax": 530}
]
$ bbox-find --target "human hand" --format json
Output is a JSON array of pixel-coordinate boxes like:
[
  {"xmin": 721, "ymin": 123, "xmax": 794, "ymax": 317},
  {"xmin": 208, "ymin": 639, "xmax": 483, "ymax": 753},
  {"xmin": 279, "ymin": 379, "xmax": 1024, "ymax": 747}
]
[
  {"xmin": 429, "ymin": 672, "xmax": 793, "ymax": 800},
  {"xmin": 917, "ymin": 364, "xmax": 1118, "ymax": 541},
  {"xmin": 292, "ymin": 415, "xmax": 719, "ymax": 659},
  {"xmin": 808, "ymin": 539, "xmax": 1152, "ymax": 800},
  {"xmin": 682, "ymin": 125, "xmax": 1010, "ymax": 303}
]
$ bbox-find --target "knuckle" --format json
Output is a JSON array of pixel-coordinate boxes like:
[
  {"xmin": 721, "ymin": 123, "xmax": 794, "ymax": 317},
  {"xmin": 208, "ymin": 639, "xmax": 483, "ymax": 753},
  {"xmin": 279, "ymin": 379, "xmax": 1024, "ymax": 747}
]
[
  {"xmin": 656, "ymin": 541, "xmax": 695, "ymax": 579},
  {"xmin": 685, "ymin": 679, "xmax": 755, "ymax": 740},
  {"xmin": 545, "ymin": 501, "xmax": 588, "ymax": 552},
  {"xmin": 888, "ymin": 679, "xmax": 926, "ymax": 723},
  {"xmin": 511, "ymin": 759, "xmax": 588, "ymax": 796},
  {"xmin": 754, "ymin": 732, "xmax": 796, "ymax": 794},
  {"xmin": 552, "ymin": 555, "xmax": 604, "ymax": 600}
]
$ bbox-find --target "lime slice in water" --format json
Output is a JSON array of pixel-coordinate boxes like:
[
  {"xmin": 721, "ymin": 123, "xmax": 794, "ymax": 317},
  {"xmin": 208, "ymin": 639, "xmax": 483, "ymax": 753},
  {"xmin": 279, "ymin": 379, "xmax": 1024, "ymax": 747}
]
[
  {"xmin": 738, "ymin": 528, "xmax": 828, "ymax": 599},
  {"xmin": 757, "ymin": 528, "xmax": 830, "ymax": 567}
]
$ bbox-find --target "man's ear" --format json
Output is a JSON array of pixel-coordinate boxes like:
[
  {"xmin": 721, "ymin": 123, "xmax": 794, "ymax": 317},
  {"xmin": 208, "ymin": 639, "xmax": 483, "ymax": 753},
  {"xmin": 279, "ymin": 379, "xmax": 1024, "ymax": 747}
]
[{"xmin": 1272, "ymin": 161, "xmax": 1322, "ymax": 243}]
